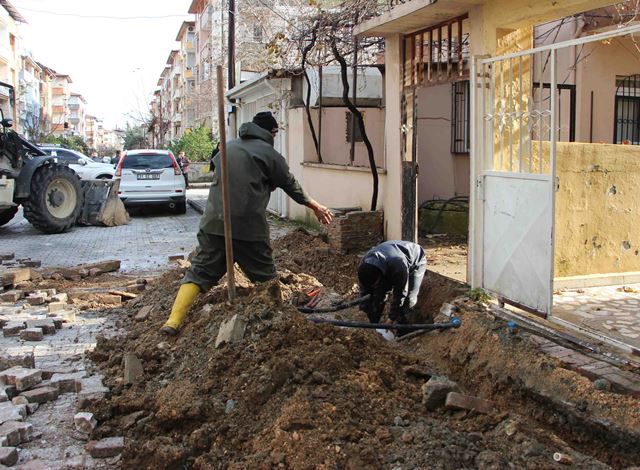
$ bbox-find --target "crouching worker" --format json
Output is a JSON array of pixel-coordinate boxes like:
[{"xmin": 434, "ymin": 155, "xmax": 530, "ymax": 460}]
[
  {"xmin": 357, "ymin": 241, "xmax": 427, "ymax": 327},
  {"xmin": 160, "ymin": 111, "xmax": 333, "ymax": 335}
]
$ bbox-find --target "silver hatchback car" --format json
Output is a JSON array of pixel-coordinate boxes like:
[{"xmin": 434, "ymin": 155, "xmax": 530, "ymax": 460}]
[{"xmin": 116, "ymin": 150, "xmax": 186, "ymax": 213}]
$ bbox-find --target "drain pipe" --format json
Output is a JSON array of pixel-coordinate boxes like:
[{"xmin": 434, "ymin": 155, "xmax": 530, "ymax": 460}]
[{"xmin": 308, "ymin": 317, "xmax": 461, "ymax": 331}]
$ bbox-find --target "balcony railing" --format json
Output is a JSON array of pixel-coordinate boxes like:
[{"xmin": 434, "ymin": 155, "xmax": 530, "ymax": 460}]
[{"xmin": 184, "ymin": 68, "xmax": 193, "ymax": 79}]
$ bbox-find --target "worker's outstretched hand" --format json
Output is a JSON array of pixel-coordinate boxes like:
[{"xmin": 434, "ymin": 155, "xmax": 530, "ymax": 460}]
[{"xmin": 309, "ymin": 200, "xmax": 333, "ymax": 225}]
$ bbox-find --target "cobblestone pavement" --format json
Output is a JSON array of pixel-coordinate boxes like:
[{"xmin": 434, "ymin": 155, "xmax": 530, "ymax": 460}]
[
  {"xmin": 1, "ymin": 296, "xmax": 120, "ymax": 468},
  {"xmin": 0, "ymin": 194, "xmax": 203, "ymax": 274},
  {"xmin": 554, "ymin": 285, "xmax": 640, "ymax": 350}
]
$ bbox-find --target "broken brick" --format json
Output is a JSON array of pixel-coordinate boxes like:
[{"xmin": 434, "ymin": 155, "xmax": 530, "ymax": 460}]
[
  {"xmin": 422, "ymin": 376, "xmax": 460, "ymax": 411},
  {"xmin": 0, "ymin": 253, "xmax": 14, "ymax": 261},
  {"xmin": 20, "ymin": 386, "xmax": 59, "ymax": 404},
  {"xmin": 20, "ymin": 328, "xmax": 43, "ymax": 342},
  {"xmin": 88, "ymin": 268, "xmax": 101, "ymax": 277},
  {"xmin": 134, "ymin": 306, "xmax": 152, "ymax": 322},
  {"xmin": 87, "ymin": 436, "xmax": 124, "ymax": 458},
  {"xmin": 52, "ymin": 293, "xmax": 68, "ymax": 303},
  {"xmin": 0, "ymin": 290, "xmax": 23, "ymax": 303},
  {"xmin": 23, "ymin": 260, "xmax": 41, "ymax": 268},
  {"xmin": 74, "ymin": 412, "xmax": 97, "ymax": 434},
  {"xmin": 445, "ymin": 392, "xmax": 494, "ymax": 414},
  {"xmin": 50, "ymin": 372, "xmax": 85, "ymax": 394},
  {"xmin": 95, "ymin": 294, "xmax": 121, "ymax": 305},
  {"xmin": 0, "ymin": 446, "xmax": 18, "ymax": 466},
  {"xmin": 50, "ymin": 318, "xmax": 64, "ymax": 329}
]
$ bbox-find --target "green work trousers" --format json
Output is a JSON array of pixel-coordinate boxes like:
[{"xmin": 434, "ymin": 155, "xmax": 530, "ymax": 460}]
[{"xmin": 182, "ymin": 230, "xmax": 277, "ymax": 292}]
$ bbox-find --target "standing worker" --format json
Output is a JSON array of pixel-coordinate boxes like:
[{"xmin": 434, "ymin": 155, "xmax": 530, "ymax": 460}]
[
  {"xmin": 357, "ymin": 240, "xmax": 427, "ymax": 327},
  {"xmin": 178, "ymin": 151, "xmax": 190, "ymax": 188},
  {"xmin": 160, "ymin": 111, "xmax": 333, "ymax": 335}
]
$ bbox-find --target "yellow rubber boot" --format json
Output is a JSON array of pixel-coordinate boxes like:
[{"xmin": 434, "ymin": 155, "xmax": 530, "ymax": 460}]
[{"xmin": 160, "ymin": 283, "xmax": 201, "ymax": 335}]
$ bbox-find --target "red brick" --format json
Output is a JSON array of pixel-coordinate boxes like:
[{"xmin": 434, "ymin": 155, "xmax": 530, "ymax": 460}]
[
  {"xmin": 86, "ymin": 436, "xmax": 124, "ymax": 458},
  {"xmin": 0, "ymin": 446, "xmax": 17, "ymax": 466},
  {"xmin": 20, "ymin": 328, "xmax": 43, "ymax": 342},
  {"xmin": 0, "ymin": 290, "xmax": 23, "ymax": 303}
]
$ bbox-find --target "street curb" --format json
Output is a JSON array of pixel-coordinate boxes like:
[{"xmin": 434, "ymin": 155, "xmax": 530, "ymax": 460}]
[
  {"xmin": 187, "ymin": 199, "xmax": 205, "ymax": 215},
  {"xmin": 189, "ymin": 182, "xmax": 212, "ymax": 188}
]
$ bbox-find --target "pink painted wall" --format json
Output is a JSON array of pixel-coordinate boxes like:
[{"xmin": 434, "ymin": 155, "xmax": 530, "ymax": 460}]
[{"xmin": 416, "ymin": 84, "xmax": 470, "ymax": 204}]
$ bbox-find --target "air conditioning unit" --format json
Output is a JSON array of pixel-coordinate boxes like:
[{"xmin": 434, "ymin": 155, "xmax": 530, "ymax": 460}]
[{"xmin": 188, "ymin": 26, "xmax": 194, "ymax": 32}]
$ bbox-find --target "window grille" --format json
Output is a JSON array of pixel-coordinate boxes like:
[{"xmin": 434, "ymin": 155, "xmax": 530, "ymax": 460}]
[{"xmin": 451, "ymin": 80, "xmax": 470, "ymax": 153}]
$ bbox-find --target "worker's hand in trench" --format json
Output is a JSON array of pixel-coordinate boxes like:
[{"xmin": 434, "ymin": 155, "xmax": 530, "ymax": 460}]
[{"xmin": 308, "ymin": 200, "xmax": 334, "ymax": 225}]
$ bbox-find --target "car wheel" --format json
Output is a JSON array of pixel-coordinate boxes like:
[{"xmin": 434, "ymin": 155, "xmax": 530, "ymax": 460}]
[{"xmin": 174, "ymin": 200, "xmax": 187, "ymax": 214}]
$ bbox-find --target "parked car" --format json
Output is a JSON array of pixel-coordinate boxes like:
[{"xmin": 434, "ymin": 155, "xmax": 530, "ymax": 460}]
[
  {"xmin": 115, "ymin": 149, "xmax": 186, "ymax": 213},
  {"xmin": 38, "ymin": 146, "xmax": 115, "ymax": 180}
]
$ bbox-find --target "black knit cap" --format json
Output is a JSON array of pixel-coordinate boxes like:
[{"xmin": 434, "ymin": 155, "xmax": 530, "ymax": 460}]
[
  {"xmin": 252, "ymin": 111, "xmax": 279, "ymax": 132},
  {"xmin": 358, "ymin": 262, "xmax": 382, "ymax": 288}
]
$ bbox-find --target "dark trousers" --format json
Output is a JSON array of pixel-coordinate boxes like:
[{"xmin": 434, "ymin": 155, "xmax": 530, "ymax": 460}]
[{"xmin": 182, "ymin": 230, "xmax": 277, "ymax": 292}]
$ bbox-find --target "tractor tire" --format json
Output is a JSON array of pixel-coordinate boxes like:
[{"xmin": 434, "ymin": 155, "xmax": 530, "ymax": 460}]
[
  {"xmin": 0, "ymin": 206, "xmax": 18, "ymax": 227},
  {"xmin": 23, "ymin": 164, "xmax": 83, "ymax": 234}
]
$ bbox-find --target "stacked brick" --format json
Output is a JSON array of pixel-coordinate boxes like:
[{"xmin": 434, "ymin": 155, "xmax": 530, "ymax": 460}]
[{"xmin": 326, "ymin": 210, "xmax": 384, "ymax": 254}]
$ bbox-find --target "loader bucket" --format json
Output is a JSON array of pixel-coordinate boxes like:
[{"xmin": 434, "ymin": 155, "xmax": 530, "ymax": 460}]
[{"xmin": 77, "ymin": 179, "xmax": 130, "ymax": 227}]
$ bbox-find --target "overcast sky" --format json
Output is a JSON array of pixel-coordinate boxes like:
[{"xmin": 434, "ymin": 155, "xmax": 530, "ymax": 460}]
[{"xmin": 13, "ymin": 0, "xmax": 192, "ymax": 129}]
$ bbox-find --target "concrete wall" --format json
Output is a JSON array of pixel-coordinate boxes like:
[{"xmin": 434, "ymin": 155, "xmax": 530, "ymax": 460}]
[
  {"xmin": 416, "ymin": 84, "xmax": 470, "ymax": 203},
  {"xmin": 555, "ymin": 142, "xmax": 640, "ymax": 277},
  {"xmin": 187, "ymin": 162, "xmax": 213, "ymax": 183},
  {"xmin": 287, "ymin": 107, "xmax": 387, "ymax": 225}
]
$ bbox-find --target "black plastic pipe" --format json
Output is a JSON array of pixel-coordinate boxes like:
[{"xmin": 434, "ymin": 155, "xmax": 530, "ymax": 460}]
[{"xmin": 308, "ymin": 317, "xmax": 462, "ymax": 331}]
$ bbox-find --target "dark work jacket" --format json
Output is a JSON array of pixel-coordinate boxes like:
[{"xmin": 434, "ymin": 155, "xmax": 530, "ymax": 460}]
[
  {"xmin": 200, "ymin": 122, "xmax": 311, "ymax": 241},
  {"xmin": 359, "ymin": 240, "xmax": 426, "ymax": 318}
]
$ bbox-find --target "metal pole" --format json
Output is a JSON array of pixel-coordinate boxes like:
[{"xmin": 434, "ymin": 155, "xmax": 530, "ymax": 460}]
[
  {"xmin": 216, "ymin": 65, "xmax": 236, "ymax": 300},
  {"xmin": 228, "ymin": 0, "xmax": 235, "ymax": 91}
]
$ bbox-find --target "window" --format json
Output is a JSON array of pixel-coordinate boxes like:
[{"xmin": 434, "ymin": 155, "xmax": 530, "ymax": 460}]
[
  {"xmin": 55, "ymin": 149, "xmax": 82, "ymax": 164},
  {"xmin": 614, "ymin": 75, "xmax": 640, "ymax": 144},
  {"xmin": 122, "ymin": 153, "xmax": 173, "ymax": 170},
  {"xmin": 451, "ymin": 80, "xmax": 470, "ymax": 153},
  {"xmin": 345, "ymin": 111, "xmax": 364, "ymax": 143},
  {"xmin": 253, "ymin": 24, "xmax": 263, "ymax": 43}
]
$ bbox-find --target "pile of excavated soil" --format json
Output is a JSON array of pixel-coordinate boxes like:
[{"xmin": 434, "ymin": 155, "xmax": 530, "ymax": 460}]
[
  {"xmin": 272, "ymin": 228, "xmax": 360, "ymax": 295},
  {"xmin": 87, "ymin": 256, "xmax": 629, "ymax": 469}
]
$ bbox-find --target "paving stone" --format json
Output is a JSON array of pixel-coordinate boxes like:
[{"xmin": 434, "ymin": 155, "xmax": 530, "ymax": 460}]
[
  {"xmin": 0, "ymin": 253, "xmax": 14, "ymax": 261},
  {"xmin": 26, "ymin": 295, "xmax": 47, "ymax": 306},
  {"xmin": 445, "ymin": 392, "xmax": 494, "ymax": 414},
  {"xmin": 20, "ymin": 328, "xmax": 43, "ymax": 342},
  {"xmin": 25, "ymin": 319, "xmax": 56, "ymax": 335},
  {"xmin": 78, "ymin": 376, "xmax": 108, "ymax": 397},
  {"xmin": 1, "ymin": 268, "xmax": 31, "ymax": 287},
  {"xmin": 0, "ymin": 446, "xmax": 18, "ymax": 466},
  {"xmin": 20, "ymin": 386, "xmax": 59, "ymax": 404},
  {"xmin": 50, "ymin": 317, "xmax": 63, "ymax": 329},
  {"xmin": 23, "ymin": 260, "xmax": 41, "ymax": 268},
  {"xmin": 134, "ymin": 306, "xmax": 152, "ymax": 322},
  {"xmin": 0, "ymin": 354, "xmax": 33, "ymax": 372},
  {"xmin": 50, "ymin": 372, "xmax": 86, "ymax": 394},
  {"xmin": 25, "ymin": 402, "xmax": 38, "ymax": 414},
  {"xmin": 2, "ymin": 321, "xmax": 25, "ymax": 337},
  {"xmin": 0, "ymin": 385, "xmax": 16, "ymax": 402},
  {"xmin": 0, "ymin": 367, "xmax": 42, "ymax": 391},
  {"xmin": 10, "ymin": 397, "xmax": 27, "ymax": 406},
  {"xmin": 123, "ymin": 354, "xmax": 143, "ymax": 385},
  {"xmin": 0, "ymin": 402, "xmax": 25, "ymax": 425},
  {"xmin": 421, "ymin": 376, "xmax": 460, "ymax": 411},
  {"xmin": 0, "ymin": 420, "xmax": 32, "ymax": 445},
  {"xmin": 51, "ymin": 293, "xmax": 68, "ymax": 303},
  {"xmin": 86, "ymin": 436, "xmax": 124, "ymax": 458},
  {"xmin": 0, "ymin": 290, "xmax": 23, "ymax": 303},
  {"xmin": 74, "ymin": 412, "xmax": 97, "ymax": 434},
  {"xmin": 215, "ymin": 314, "xmax": 247, "ymax": 348},
  {"xmin": 47, "ymin": 302, "xmax": 67, "ymax": 313}
]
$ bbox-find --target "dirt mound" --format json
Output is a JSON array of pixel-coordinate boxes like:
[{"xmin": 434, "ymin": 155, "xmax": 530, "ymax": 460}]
[
  {"xmin": 272, "ymin": 228, "xmax": 360, "ymax": 295},
  {"xmin": 87, "ymin": 262, "xmax": 627, "ymax": 469}
]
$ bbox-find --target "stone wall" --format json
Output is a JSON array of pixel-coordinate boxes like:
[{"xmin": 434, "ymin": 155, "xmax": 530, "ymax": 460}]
[{"xmin": 326, "ymin": 210, "xmax": 384, "ymax": 254}]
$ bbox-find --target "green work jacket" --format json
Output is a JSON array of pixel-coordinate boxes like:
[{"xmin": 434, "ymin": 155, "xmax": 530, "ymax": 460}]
[{"xmin": 200, "ymin": 122, "xmax": 311, "ymax": 241}]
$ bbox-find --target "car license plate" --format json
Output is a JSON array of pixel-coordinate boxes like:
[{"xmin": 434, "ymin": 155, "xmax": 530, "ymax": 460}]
[{"xmin": 137, "ymin": 173, "xmax": 160, "ymax": 180}]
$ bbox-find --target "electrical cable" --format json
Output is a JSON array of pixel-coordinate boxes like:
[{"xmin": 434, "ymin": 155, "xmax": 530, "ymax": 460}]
[
  {"xmin": 18, "ymin": 7, "xmax": 191, "ymax": 20},
  {"xmin": 307, "ymin": 317, "xmax": 462, "ymax": 331}
]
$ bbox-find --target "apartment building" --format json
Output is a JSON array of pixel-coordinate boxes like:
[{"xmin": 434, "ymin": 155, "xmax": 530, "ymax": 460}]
[
  {"xmin": 51, "ymin": 73, "xmax": 72, "ymax": 136},
  {"xmin": 85, "ymin": 114, "xmax": 98, "ymax": 149},
  {"xmin": 68, "ymin": 92, "xmax": 86, "ymax": 137},
  {"xmin": 177, "ymin": 21, "xmax": 196, "ymax": 133},
  {"xmin": 0, "ymin": 0, "xmax": 25, "ymax": 126}
]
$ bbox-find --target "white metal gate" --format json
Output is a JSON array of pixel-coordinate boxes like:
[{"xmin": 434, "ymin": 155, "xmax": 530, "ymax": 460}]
[{"xmin": 470, "ymin": 24, "xmax": 640, "ymax": 317}]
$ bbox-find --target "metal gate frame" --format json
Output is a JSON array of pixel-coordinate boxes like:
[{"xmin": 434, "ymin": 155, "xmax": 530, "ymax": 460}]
[{"xmin": 469, "ymin": 23, "xmax": 640, "ymax": 317}]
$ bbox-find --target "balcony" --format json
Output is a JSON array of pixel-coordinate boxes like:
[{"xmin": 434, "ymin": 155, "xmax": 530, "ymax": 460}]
[
  {"xmin": 52, "ymin": 105, "xmax": 65, "ymax": 114},
  {"xmin": 184, "ymin": 40, "xmax": 195, "ymax": 51},
  {"xmin": 173, "ymin": 87, "xmax": 182, "ymax": 99},
  {"xmin": 173, "ymin": 113, "xmax": 181, "ymax": 123},
  {"xmin": 184, "ymin": 68, "xmax": 193, "ymax": 79},
  {"xmin": 52, "ymin": 87, "xmax": 65, "ymax": 96}
]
